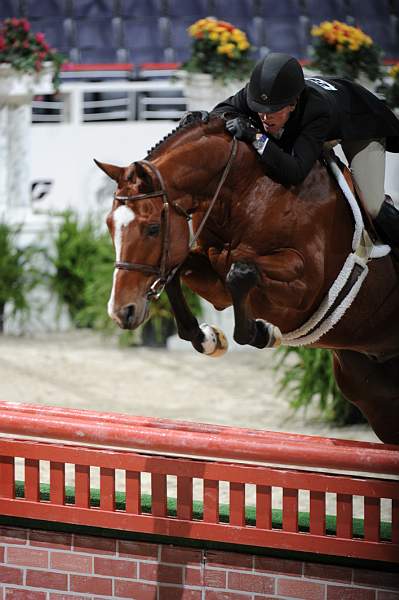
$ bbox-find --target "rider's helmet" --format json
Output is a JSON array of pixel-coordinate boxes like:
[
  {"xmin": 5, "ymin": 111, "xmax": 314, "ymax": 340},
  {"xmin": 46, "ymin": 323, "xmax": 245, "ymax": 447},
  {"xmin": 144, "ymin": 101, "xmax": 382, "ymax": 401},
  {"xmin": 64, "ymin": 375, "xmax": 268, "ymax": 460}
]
[{"xmin": 247, "ymin": 53, "xmax": 305, "ymax": 113}]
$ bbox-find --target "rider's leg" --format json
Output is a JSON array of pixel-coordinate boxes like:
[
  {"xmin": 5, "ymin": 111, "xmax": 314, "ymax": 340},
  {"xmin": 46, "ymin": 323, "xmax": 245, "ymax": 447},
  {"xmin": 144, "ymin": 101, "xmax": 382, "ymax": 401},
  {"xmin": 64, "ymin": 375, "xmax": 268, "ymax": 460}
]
[{"xmin": 341, "ymin": 139, "xmax": 399, "ymax": 246}]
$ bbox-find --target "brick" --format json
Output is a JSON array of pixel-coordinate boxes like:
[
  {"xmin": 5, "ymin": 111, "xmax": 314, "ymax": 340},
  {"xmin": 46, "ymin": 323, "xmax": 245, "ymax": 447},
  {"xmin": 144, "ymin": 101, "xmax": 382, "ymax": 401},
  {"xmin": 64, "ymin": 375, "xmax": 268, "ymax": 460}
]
[
  {"xmin": 7, "ymin": 547, "xmax": 48, "ymax": 568},
  {"xmin": 5, "ymin": 591, "xmax": 46, "ymax": 600},
  {"xmin": 278, "ymin": 577, "xmax": 325, "ymax": 599},
  {"xmin": 0, "ymin": 527, "xmax": 27, "ymax": 545},
  {"xmin": 115, "ymin": 580, "xmax": 158, "ymax": 599},
  {"xmin": 228, "ymin": 571, "xmax": 274, "ymax": 594},
  {"xmin": 205, "ymin": 550, "xmax": 252, "ymax": 570},
  {"xmin": 26, "ymin": 569, "xmax": 68, "ymax": 590},
  {"xmin": 377, "ymin": 592, "xmax": 399, "ymax": 600},
  {"xmin": 185, "ymin": 566, "xmax": 203, "ymax": 586},
  {"xmin": 204, "ymin": 568, "xmax": 227, "ymax": 588},
  {"xmin": 70, "ymin": 574, "xmax": 113, "ymax": 595},
  {"xmin": 304, "ymin": 562, "xmax": 352, "ymax": 583},
  {"xmin": 354, "ymin": 568, "xmax": 399, "ymax": 590},
  {"xmin": 94, "ymin": 556, "xmax": 136, "ymax": 578},
  {"xmin": 50, "ymin": 551, "xmax": 92, "ymax": 573},
  {"xmin": 0, "ymin": 565, "xmax": 23, "ymax": 584},
  {"xmin": 73, "ymin": 534, "xmax": 116, "ymax": 555},
  {"xmin": 255, "ymin": 555, "xmax": 303, "ymax": 576},
  {"xmin": 49, "ymin": 596, "xmax": 89, "ymax": 600},
  {"xmin": 161, "ymin": 545, "xmax": 203, "ymax": 565},
  {"xmin": 327, "ymin": 586, "xmax": 376, "ymax": 600},
  {"xmin": 0, "ymin": 547, "xmax": 4, "ymax": 562},
  {"xmin": 206, "ymin": 592, "xmax": 251, "ymax": 600},
  {"xmin": 140, "ymin": 562, "xmax": 183, "ymax": 585},
  {"xmin": 118, "ymin": 540, "xmax": 159, "ymax": 559},
  {"xmin": 159, "ymin": 587, "xmax": 202, "ymax": 600},
  {"xmin": 29, "ymin": 531, "xmax": 72, "ymax": 551}
]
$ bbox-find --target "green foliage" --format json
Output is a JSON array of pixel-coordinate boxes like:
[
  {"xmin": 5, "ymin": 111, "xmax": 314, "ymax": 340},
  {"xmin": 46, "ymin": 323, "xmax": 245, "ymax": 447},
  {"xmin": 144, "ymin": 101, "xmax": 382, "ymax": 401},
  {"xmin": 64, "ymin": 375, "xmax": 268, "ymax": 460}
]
[
  {"xmin": 275, "ymin": 346, "xmax": 366, "ymax": 426},
  {"xmin": 49, "ymin": 211, "xmax": 114, "ymax": 330},
  {"xmin": 0, "ymin": 223, "xmax": 41, "ymax": 332}
]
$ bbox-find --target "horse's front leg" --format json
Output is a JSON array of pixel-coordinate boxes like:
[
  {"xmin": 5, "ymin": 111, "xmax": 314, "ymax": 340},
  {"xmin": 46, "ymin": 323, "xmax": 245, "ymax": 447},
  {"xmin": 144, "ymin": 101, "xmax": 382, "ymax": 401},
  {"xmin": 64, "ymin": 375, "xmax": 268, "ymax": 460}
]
[
  {"xmin": 226, "ymin": 262, "xmax": 281, "ymax": 349},
  {"xmin": 166, "ymin": 276, "xmax": 228, "ymax": 357}
]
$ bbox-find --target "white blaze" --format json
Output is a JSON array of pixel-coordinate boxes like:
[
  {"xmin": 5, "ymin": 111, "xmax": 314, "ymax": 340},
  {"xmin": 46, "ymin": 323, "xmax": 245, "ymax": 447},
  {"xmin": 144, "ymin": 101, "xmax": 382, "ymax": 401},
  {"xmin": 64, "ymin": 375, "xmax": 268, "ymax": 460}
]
[{"xmin": 108, "ymin": 205, "xmax": 135, "ymax": 317}]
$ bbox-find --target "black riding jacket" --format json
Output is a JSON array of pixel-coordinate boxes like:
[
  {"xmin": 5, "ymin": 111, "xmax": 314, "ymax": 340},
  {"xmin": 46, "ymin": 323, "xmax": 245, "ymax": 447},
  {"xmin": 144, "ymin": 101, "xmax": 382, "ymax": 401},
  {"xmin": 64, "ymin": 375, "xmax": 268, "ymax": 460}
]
[{"xmin": 212, "ymin": 77, "xmax": 399, "ymax": 186}]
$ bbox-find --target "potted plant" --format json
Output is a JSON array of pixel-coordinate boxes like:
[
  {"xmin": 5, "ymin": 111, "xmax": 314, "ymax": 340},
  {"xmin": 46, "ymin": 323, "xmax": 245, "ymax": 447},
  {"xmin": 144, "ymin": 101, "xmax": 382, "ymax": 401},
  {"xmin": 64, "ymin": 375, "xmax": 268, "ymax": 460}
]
[
  {"xmin": 0, "ymin": 222, "xmax": 41, "ymax": 333},
  {"xmin": 0, "ymin": 17, "xmax": 65, "ymax": 97},
  {"xmin": 309, "ymin": 20, "xmax": 382, "ymax": 89},
  {"xmin": 179, "ymin": 17, "xmax": 254, "ymax": 111}
]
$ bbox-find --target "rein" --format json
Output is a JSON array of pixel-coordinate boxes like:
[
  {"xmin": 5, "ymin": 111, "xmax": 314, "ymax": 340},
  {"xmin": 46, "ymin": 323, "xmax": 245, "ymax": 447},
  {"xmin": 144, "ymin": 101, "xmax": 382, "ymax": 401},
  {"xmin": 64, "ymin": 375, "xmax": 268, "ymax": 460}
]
[{"xmin": 114, "ymin": 137, "xmax": 238, "ymax": 299}]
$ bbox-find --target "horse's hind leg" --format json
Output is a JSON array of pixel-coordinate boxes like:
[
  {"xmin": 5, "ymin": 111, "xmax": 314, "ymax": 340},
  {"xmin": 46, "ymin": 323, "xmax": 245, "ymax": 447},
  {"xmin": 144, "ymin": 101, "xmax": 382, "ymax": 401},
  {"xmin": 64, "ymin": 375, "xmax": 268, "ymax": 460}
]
[
  {"xmin": 166, "ymin": 275, "xmax": 227, "ymax": 357},
  {"xmin": 226, "ymin": 262, "xmax": 281, "ymax": 349},
  {"xmin": 333, "ymin": 349, "xmax": 399, "ymax": 444}
]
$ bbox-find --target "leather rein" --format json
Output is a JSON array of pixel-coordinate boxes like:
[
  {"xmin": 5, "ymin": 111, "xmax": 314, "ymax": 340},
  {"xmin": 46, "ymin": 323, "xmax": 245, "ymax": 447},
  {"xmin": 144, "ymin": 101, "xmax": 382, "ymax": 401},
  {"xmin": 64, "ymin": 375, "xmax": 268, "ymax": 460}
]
[{"xmin": 113, "ymin": 137, "xmax": 238, "ymax": 300}]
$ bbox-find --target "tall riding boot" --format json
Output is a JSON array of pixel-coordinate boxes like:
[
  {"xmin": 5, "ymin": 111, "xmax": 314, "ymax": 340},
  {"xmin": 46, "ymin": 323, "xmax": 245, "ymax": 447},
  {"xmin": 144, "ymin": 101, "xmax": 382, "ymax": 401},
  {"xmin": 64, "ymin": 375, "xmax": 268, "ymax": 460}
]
[{"xmin": 373, "ymin": 197, "xmax": 399, "ymax": 248}]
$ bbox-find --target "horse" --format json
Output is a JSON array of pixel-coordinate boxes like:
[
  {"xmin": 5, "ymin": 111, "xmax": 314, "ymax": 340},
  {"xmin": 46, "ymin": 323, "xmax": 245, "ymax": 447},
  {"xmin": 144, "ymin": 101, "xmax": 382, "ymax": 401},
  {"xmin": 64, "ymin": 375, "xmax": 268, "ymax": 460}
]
[{"xmin": 95, "ymin": 114, "xmax": 399, "ymax": 444}]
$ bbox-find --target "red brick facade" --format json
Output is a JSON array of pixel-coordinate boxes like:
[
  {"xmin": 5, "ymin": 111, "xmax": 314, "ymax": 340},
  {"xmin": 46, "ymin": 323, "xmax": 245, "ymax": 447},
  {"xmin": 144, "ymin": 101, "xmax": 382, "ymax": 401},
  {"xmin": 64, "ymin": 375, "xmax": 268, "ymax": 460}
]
[{"xmin": 0, "ymin": 525, "xmax": 398, "ymax": 599}]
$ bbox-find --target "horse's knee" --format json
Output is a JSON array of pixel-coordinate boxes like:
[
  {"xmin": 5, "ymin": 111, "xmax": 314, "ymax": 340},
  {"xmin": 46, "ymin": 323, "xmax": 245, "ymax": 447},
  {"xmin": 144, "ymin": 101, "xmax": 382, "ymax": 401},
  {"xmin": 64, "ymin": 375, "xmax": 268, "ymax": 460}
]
[{"xmin": 226, "ymin": 262, "xmax": 259, "ymax": 297}]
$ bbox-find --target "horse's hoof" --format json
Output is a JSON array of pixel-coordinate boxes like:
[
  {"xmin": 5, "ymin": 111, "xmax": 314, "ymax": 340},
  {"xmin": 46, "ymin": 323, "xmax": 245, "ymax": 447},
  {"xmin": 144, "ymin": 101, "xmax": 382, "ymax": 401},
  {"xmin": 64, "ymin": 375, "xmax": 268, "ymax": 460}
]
[
  {"xmin": 198, "ymin": 323, "xmax": 228, "ymax": 357},
  {"xmin": 254, "ymin": 320, "xmax": 282, "ymax": 348}
]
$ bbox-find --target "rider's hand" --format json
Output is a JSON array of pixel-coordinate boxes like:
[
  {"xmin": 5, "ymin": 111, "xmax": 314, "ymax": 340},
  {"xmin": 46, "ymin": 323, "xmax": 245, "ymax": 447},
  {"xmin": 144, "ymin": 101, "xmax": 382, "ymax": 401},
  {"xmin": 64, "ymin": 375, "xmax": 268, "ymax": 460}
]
[{"xmin": 225, "ymin": 117, "xmax": 260, "ymax": 142}]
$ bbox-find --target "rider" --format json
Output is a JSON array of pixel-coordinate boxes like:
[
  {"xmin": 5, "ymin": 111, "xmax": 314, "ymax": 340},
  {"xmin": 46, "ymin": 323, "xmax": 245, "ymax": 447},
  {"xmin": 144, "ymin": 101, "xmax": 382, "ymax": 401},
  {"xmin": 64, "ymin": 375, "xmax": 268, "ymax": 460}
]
[{"xmin": 208, "ymin": 52, "xmax": 399, "ymax": 248}]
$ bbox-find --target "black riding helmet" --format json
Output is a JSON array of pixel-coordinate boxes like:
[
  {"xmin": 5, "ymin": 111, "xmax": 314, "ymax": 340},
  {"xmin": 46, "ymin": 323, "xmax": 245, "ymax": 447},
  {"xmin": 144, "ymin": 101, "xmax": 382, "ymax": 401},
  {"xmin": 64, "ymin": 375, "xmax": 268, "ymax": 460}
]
[{"xmin": 247, "ymin": 53, "xmax": 305, "ymax": 113}]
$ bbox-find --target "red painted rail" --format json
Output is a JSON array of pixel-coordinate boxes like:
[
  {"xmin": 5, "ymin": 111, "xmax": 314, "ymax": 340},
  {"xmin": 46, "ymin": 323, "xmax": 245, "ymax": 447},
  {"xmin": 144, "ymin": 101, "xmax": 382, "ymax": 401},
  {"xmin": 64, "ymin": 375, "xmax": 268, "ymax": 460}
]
[
  {"xmin": 0, "ymin": 401, "xmax": 398, "ymax": 563},
  {"xmin": 0, "ymin": 401, "xmax": 398, "ymax": 475}
]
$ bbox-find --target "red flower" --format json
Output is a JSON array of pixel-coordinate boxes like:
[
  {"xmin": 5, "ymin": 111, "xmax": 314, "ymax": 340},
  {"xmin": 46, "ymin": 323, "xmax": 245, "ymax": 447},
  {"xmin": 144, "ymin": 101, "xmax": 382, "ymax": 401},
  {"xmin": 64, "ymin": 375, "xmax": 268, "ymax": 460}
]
[
  {"xmin": 10, "ymin": 18, "xmax": 19, "ymax": 27},
  {"xmin": 22, "ymin": 40, "xmax": 30, "ymax": 48},
  {"xmin": 34, "ymin": 59, "xmax": 42, "ymax": 72},
  {"xmin": 38, "ymin": 51, "xmax": 46, "ymax": 59},
  {"xmin": 0, "ymin": 35, "xmax": 5, "ymax": 50},
  {"xmin": 21, "ymin": 19, "xmax": 30, "ymax": 32},
  {"xmin": 35, "ymin": 32, "xmax": 45, "ymax": 43}
]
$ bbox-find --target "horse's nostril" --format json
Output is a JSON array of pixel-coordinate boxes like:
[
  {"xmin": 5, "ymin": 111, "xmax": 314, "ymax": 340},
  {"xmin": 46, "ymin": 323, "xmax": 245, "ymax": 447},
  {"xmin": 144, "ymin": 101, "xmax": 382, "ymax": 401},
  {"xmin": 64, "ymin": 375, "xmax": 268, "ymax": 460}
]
[{"xmin": 121, "ymin": 304, "xmax": 135, "ymax": 327}]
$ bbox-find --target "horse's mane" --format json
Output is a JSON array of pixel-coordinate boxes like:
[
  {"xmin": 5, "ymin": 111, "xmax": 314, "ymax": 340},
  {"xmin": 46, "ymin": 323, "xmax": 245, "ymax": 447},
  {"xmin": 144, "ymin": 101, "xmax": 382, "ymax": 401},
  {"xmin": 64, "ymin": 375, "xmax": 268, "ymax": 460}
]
[{"xmin": 145, "ymin": 114, "xmax": 224, "ymax": 160}]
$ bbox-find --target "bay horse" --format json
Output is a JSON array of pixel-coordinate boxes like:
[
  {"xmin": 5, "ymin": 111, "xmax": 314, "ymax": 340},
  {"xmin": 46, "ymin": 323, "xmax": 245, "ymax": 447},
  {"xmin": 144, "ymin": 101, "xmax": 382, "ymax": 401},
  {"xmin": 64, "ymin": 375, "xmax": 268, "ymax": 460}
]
[{"xmin": 95, "ymin": 114, "xmax": 399, "ymax": 444}]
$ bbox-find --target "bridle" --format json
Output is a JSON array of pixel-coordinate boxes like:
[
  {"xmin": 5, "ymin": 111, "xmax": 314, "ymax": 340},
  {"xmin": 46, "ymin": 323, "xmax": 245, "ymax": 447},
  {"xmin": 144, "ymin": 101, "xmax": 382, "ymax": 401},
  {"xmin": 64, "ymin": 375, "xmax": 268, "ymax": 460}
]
[{"xmin": 113, "ymin": 137, "xmax": 238, "ymax": 300}]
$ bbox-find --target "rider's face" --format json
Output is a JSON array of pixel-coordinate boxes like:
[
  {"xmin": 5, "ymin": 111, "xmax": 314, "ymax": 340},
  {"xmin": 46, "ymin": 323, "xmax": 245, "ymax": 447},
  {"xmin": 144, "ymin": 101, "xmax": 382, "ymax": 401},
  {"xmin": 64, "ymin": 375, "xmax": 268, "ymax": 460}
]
[{"xmin": 258, "ymin": 103, "xmax": 296, "ymax": 136}]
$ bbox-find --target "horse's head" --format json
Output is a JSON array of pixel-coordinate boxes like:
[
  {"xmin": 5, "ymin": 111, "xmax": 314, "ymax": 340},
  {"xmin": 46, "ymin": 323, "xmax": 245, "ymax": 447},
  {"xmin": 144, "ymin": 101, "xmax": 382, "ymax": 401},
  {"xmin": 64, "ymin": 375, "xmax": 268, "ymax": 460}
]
[{"xmin": 95, "ymin": 158, "xmax": 190, "ymax": 330}]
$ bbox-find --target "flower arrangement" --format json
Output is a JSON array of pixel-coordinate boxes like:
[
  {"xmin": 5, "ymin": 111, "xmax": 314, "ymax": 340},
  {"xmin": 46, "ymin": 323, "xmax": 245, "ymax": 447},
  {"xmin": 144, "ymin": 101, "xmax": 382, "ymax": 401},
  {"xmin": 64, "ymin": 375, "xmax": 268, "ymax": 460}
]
[
  {"xmin": 182, "ymin": 17, "xmax": 254, "ymax": 83},
  {"xmin": 310, "ymin": 20, "xmax": 382, "ymax": 81},
  {"xmin": 0, "ymin": 18, "xmax": 65, "ymax": 88}
]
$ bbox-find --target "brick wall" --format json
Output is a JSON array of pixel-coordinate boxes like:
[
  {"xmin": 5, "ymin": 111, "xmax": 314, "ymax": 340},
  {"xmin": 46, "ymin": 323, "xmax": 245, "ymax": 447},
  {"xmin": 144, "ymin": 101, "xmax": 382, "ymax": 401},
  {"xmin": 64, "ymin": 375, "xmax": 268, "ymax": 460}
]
[{"xmin": 0, "ymin": 525, "xmax": 398, "ymax": 599}]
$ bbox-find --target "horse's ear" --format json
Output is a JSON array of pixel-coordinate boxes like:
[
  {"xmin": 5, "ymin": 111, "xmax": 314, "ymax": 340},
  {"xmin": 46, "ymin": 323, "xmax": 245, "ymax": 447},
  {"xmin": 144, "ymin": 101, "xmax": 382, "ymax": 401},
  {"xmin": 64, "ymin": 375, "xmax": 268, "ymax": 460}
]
[
  {"xmin": 93, "ymin": 159, "xmax": 123, "ymax": 182},
  {"xmin": 135, "ymin": 162, "xmax": 152, "ymax": 185}
]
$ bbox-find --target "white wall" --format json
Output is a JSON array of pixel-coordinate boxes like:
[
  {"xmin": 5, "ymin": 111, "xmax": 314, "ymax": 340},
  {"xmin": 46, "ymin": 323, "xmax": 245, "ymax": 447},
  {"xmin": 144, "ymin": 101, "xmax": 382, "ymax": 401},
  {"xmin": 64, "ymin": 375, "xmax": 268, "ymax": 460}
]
[
  {"xmin": 30, "ymin": 122, "xmax": 399, "ymax": 220},
  {"xmin": 30, "ymin": 121, "xmax": 177, "ymax": 219}
]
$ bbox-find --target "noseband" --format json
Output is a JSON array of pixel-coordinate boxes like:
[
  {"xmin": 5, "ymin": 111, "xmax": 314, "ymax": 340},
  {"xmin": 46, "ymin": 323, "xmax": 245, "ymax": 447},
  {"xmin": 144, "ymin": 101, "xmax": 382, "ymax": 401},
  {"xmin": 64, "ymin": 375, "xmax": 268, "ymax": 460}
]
[{"xmin": 113, "ymin": 138, "xmax": 238, "ymax": 299}]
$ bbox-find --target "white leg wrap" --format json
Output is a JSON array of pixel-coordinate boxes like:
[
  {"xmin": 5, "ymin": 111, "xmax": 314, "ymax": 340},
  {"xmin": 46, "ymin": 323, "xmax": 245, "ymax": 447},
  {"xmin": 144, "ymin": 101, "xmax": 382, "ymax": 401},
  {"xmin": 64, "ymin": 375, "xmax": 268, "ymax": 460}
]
[{"xmin": 199, "ymin": 323, "xmax": 218, "ymax": 354}]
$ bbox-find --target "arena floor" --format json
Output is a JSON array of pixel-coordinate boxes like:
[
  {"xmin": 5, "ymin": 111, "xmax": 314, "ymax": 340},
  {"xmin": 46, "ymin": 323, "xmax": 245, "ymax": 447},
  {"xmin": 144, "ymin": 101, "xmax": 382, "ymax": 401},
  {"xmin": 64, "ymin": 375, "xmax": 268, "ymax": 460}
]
[{"xmin": 0, "ymin": 330, "xmax": 378, "ymax": 440}]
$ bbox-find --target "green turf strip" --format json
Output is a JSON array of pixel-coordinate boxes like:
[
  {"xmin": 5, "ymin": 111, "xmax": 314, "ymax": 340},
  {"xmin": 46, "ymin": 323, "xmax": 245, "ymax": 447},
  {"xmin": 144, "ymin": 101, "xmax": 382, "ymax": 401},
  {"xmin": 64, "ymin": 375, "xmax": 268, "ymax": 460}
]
[{"xmin": 14, "ymin": 481, "xmax": 392, "ymax": 541}]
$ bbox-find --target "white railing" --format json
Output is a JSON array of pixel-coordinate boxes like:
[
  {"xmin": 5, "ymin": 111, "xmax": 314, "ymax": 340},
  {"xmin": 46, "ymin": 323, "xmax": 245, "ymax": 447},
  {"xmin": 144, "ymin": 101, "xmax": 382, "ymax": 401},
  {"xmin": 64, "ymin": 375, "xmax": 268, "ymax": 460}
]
[{"xmin": 32, "ymin": 79, "xmax": 187, "ymax": 124}]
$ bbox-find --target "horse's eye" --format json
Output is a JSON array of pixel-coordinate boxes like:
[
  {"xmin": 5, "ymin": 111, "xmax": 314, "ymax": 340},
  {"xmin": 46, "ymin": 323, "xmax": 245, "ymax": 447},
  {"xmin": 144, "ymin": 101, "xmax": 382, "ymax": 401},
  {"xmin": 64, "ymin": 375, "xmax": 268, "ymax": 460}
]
[{"xmin": 145, "ymin": 223, "xmax": 161, "ymax": 237}]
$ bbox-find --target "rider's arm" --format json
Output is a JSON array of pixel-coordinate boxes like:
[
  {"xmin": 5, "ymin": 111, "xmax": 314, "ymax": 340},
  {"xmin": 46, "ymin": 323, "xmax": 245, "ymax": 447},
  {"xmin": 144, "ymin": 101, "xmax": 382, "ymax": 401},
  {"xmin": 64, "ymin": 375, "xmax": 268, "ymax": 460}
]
[{"xmin": 258, "ymin": 114, "xmax": 331, "ymax": 185}]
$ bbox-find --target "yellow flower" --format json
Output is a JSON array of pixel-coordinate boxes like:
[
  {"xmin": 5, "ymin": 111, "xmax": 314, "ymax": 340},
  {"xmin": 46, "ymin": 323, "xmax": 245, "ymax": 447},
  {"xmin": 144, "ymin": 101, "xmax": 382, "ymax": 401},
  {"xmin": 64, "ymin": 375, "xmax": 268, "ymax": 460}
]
[
  {"xmin": 217, "ymin": 42, "xmax": 235, "ymax": 55},
  {"xmin": 238, "ymin": 40, "xmax": 250, "ymax": 51},
  {"xmin": 220, "ymin": 31, "xmax": 230, "ymax": 43},
  {"xmin": 389, "ymin": 63, "xmax": 399, "ymax": 78},
  {"xmin": 209, "ymin": 31, "xmax": 219, "ymax": 41}
]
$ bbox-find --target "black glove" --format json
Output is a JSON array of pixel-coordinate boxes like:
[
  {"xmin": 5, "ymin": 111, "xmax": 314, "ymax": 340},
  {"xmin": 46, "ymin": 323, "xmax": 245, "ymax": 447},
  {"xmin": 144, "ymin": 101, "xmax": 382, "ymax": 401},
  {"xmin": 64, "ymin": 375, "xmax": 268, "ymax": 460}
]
[
  {"xmin": 179, "ymin": 110, "xmax": 209, "ymax": 127},
  {"xmin": 225, "ymin": 117, "xmax": 260, "ymax": 142}
]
